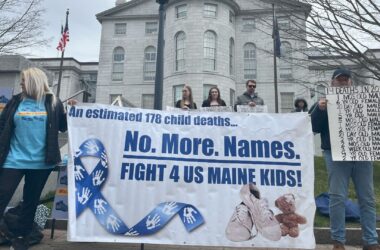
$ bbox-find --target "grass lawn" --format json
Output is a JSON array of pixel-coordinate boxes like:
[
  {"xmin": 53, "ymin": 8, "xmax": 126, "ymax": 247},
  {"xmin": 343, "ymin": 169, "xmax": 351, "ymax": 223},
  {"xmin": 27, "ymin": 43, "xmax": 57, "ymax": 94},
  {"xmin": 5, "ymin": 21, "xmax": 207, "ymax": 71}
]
[{"xmin": 314, "ymin": 156, "xmax": 380, "ymax": 228}]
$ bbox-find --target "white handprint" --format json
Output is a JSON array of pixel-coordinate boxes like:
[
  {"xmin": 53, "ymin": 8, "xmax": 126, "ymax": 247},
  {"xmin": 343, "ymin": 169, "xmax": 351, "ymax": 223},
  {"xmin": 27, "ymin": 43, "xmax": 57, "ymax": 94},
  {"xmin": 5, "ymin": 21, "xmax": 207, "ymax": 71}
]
[
  {"xmin": 100, "ymin": 151, "xmax": 108, "ymax": 168},
  {"xmin": 74, "ymin": 165, "xmax": 85, "ymax": 181},
  {"xmin": 106, "ymin": 215, "xmax": 120, "ymax": 232},
  {"xmin": 183, "ymin": 207, "xmax": 197, "ymax": 224},
  {"xmin": 94, "ymin": 199, "xmax": 107, "ymax": 214},
  {"xmin": 74, "ymin": 150, "xmax": 82, "ymax": 158},
  {"xmin": 92, "ymin": 170, "xmax": 105, "ymax": 186},
  {"xmin": 162, "ymin": 202, "xmax": 177, "ymax": 215},
  {"xmin": 84, "ymin": 141, "xmax": 99, "ymax": 154},
  {"xmin": 124, "ymin": 228, "xmax": 139, "ymax": 236},
  {"xmin": 77, "ymin": 187, "xmax": 92, "ymax": 205},
  {"xmin": 146, "ymin": 214, "xmax": 160, "ymax": 230}
]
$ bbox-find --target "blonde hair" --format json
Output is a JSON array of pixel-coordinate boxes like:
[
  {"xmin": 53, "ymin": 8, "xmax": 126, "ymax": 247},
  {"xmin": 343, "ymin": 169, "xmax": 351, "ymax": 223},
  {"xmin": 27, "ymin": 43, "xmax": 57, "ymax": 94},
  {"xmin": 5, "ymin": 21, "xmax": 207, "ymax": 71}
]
[{"xmin": 22, "ymin": 67, "xmax": 56, "ymax": 107}]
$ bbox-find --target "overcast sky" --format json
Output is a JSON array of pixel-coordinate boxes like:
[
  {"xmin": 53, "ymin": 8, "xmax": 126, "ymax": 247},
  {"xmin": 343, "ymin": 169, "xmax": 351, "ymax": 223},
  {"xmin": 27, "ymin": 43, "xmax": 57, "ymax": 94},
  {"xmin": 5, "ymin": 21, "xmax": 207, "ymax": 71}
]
[{"xmin": 23, "ymin": 0, "xmax": 116, "ymax": 62}]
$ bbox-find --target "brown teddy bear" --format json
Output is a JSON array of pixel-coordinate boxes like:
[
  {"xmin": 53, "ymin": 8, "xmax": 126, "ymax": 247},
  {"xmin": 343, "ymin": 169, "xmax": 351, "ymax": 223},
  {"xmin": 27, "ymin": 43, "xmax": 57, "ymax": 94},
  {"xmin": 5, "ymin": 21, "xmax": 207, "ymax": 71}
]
[{"xmin": 275, "ymin": 193, "xmax": 307, "ymax": 237}]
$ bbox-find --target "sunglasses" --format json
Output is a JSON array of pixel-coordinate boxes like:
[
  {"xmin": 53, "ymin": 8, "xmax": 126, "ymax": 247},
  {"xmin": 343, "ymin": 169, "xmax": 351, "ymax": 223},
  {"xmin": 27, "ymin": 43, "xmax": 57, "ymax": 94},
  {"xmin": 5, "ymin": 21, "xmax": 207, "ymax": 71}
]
[{"xmin": 248, "ymin": 85, "xmax": 256, "ymax": 88}]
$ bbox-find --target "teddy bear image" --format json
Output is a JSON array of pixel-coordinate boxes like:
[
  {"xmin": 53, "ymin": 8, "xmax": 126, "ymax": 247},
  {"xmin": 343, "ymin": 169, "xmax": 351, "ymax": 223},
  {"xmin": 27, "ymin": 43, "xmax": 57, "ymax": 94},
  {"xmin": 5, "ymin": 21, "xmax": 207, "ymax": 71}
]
[{"xmin": 274, "ymin": 193, "xmax": 307, "ymax": 238}]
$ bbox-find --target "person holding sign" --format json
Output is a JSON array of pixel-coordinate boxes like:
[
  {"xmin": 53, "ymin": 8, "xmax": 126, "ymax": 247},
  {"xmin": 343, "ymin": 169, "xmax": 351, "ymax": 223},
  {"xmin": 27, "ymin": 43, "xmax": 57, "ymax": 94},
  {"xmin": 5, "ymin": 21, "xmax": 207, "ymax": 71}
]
[
  {"xmin": 309, "ymin": 68, "xmax": 379, "ymax": 250},
  {"xmin": 202, "ymin": 87, "xmax": 226, "ymax": 107},
  {"xmin": 234, "ymin": 80, "xmax": 264, "ymax": 111},
  {"xmin": 175, "ymin": 85, "xmax": 197, "ymax": 110},
  {"xmin": 0, "ymin": 68, "xmax": 68, "ymax": 250}
]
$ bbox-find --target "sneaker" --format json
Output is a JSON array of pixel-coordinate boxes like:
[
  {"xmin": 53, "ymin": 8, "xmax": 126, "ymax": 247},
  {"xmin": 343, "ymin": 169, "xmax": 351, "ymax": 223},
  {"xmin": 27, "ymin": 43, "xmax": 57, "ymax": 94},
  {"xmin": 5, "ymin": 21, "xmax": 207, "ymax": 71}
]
[
  {"xmin": 10, "ymin": 236, "xmax": 28, "ymax": 250},
  {"xmin": 363, "ymin": 244, "xmax": 380, "ymax": 250},
  {"xmin": 240, "ymin": 183, "xmax": 281, "ymax": 241},
  {"xmin": 225, "ymin": 203, "xmax": 254, "ymax": 242}
]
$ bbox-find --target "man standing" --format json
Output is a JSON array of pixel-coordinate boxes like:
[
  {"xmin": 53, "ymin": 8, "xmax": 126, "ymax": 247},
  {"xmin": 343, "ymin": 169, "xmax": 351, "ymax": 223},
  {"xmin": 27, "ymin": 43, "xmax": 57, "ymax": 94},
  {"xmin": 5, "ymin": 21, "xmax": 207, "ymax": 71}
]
[
  {"xmin": 309, "ymin": 68, "xmax": 379, "ymax": 250},
  {"xmin": 234, "ymin": 80, "xmax": 264, "ymax": 111}
]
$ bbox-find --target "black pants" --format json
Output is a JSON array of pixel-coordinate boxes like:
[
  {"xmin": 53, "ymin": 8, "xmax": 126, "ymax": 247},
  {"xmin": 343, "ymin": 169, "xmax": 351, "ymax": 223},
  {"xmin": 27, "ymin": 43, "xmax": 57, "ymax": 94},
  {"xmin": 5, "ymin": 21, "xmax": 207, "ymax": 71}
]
[{"xmin": 0, "ymin": 168, "xmax": 52, "ymax": 236}]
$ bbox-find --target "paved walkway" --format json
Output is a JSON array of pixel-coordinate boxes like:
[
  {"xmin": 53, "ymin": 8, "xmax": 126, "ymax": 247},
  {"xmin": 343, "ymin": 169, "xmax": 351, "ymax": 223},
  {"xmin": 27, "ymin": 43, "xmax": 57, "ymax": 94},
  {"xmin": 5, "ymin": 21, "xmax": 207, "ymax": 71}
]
[{"xmin": 0, "ymin": 230, "xmax": 363, "ymax": 250}]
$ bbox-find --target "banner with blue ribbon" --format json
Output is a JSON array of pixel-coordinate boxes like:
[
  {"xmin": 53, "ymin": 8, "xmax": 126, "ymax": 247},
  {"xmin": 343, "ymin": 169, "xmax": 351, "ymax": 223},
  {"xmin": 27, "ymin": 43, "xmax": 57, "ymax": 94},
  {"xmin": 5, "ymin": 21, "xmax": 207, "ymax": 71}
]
[{"xmin": 74, "ymin": 138, "xmax": 204, "ymax": 235}]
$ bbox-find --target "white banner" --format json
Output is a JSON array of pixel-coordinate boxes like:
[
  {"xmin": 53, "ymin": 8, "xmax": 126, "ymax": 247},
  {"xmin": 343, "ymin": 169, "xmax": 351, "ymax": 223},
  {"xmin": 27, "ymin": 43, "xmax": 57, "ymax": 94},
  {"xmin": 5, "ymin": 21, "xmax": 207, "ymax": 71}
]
[
  {"xmin": 200, "ymin": 106, "xmax": 233, "ymax": 112},
  {"xmin": 67, "ymin": 104, "xmax": 315, "ymax": 249},
  {"xmin": 237, "ymin": 105, "xmax": 268, "ymax": 113},
  {"xmin": 326, "ymin": 86, "xmax": 380, "ymax": 161}
]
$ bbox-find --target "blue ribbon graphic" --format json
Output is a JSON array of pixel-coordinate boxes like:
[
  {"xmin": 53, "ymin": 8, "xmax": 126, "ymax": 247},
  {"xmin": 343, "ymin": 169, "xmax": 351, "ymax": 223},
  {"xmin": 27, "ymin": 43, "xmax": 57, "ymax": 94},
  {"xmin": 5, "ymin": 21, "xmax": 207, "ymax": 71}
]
[{"xmin": 74, "ymin": 138, "xmax": 204, "ymax": 235}]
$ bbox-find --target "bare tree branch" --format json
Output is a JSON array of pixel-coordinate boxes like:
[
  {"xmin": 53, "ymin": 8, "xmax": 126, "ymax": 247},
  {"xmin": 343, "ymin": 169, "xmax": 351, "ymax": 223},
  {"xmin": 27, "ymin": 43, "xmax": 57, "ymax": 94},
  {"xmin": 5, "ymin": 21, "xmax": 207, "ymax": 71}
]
[{"xmin": 0, "ymin": 0, "xmax": 48, "ymax": 54}]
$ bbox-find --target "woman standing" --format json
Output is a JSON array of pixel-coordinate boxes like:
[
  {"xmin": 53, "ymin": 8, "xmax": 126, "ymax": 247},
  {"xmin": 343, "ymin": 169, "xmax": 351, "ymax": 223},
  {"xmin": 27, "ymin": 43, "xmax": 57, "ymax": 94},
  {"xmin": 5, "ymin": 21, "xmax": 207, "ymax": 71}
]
[
  {"xmin": 0, "ymin": 67, "xmax": 67, "ymax": 250},
  {"xmin": 202, "ymin": 87, "xmax": 226, "ymax": 107},
  {"xmin": 175, "ymin": 85, "xmax": 197, "ymax": 110}
]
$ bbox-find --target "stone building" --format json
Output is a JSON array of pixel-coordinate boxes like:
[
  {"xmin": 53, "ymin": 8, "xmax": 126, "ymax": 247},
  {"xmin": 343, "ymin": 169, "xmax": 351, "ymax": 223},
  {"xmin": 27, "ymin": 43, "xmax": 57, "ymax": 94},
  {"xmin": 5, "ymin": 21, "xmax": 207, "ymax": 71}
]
[
  {"xmin": 0, "ymin": 55, "xmax": 98, "ymax": 103},
  {"xmin": 95, "ymin": 0, "xmax": 312, "ymax": 112}
]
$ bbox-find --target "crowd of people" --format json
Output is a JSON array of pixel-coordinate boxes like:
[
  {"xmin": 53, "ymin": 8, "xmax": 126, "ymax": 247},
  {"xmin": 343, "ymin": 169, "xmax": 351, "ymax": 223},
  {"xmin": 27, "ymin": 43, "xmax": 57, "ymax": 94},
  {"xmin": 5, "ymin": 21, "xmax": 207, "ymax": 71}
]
[{"xmin": 0, "ymin": 67, "xmax": 378, "ymax": 250}]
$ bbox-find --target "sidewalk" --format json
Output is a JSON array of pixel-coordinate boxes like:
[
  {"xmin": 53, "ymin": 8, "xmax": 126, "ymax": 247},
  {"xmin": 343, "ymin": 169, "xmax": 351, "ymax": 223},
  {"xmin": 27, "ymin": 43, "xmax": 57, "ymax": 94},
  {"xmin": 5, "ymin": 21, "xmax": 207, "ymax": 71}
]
[{"xmin": 0, "ymin": 230, "xmax": 362, "ymax": 250}]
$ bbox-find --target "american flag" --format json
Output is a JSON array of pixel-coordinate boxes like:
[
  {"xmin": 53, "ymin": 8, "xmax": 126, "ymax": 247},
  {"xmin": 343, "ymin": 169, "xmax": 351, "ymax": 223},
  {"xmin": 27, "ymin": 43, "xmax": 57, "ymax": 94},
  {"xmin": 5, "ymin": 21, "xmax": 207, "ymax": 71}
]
[{"xmin": 56, "ymin": 10, "xmax": 69, "ymax": 51}]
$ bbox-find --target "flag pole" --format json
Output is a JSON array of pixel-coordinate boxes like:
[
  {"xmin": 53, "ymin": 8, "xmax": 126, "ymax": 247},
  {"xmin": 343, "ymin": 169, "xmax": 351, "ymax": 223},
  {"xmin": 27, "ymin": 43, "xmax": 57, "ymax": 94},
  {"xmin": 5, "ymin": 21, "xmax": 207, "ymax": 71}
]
[
  {"xmin": 154, "ymin": 0, "xmax": 168, "ymax": 110},
  {"xmin": 272, "ymin": 3, "xmax": 279, "ymax": 113},
  {"xmin": 56, "ymin": 9, "xmax": 69, "ymax": 98},
  {"xmin": 56, "ymin": 47, "xmax": 65, "ymax": 98}
]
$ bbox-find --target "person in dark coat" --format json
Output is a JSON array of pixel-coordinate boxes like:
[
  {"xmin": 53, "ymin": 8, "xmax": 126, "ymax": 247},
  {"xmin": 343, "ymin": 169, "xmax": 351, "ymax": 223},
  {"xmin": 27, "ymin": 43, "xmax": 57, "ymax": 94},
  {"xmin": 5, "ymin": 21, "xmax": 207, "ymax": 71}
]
[
  {"xmin": 202, "ymin": 87, "xmax": 226, "ymax": 107},
  {"xmin": 175, "ymin": 85, "xmax": 197, "ymax": 110},
  {"xmin": 0, "ymin": 67, "xmax": 67, "ymax": 250},
  {"xmin": 292, "ymin": 98, "xmax": 308, "ymax": 112}
]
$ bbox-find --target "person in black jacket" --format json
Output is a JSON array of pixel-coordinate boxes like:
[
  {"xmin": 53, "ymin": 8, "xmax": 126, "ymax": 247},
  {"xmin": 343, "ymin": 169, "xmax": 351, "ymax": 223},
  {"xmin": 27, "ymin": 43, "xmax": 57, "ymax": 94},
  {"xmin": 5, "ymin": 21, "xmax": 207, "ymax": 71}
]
[
  {"xmin": 0, "ymin": 67, "xmax": 67, "ymax": 250},
  {"xmin": 292, "ymin": 98, "xmax": 308, "ymax": 112},
  {"xmin": 175, "ymin": 85, "xmax": 197, "ymax": 110},
  {"xmin": 202, "ymin": 87, "xmax": 226, "ymax": 107},
  {"xmin": 309, "ymin": 68, "xmax": 379, "ymax": 250}
]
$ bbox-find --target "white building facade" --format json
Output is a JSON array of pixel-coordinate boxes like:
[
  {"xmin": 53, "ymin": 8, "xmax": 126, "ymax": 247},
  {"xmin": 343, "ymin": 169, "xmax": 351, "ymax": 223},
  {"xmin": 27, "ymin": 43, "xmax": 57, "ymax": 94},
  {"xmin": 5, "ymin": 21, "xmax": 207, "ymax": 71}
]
[{"xmin": 96, "ymin": 0, "xmax": 311, "ymax": 112}]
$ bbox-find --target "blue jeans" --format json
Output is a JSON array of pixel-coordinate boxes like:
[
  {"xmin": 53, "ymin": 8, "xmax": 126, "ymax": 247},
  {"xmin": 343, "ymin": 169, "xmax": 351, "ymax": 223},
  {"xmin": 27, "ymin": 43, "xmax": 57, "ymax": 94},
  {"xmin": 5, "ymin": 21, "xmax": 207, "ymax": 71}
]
[{"xmin": 323, "ymin": 150, "xmax": 378, "ymax": 245}]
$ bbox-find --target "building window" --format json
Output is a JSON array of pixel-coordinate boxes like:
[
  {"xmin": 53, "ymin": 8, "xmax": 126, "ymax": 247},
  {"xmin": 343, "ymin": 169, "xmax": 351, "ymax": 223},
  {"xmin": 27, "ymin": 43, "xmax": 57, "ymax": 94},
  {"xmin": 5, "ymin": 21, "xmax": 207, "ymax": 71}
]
[
  {"xmin": 204, "ymin": 3, "xmax": 217, "ymax": 18},
  {"xmin": 175, "ymin": 31, "xmax": 186, "ymax": 71},
  {"xmin": 203, "ymin": 84, "xmax": 217, "ymax": 100},
  {"xmin": 229, "ymin": 38, "xmax": 235, "ymax": 75},
  {"xmin": 229, "ymin": 11, "xmax": 235, "ymax": 24},
  {"xmin": 242, "ymin": 18, "xmax": 255, "ymax": 31},
  {"xmin": 278, "ymin": 17, "xmax": 290, "ymax": 30},
  {"xmin": 142, "ymin": 94, "xmax": 154, "ymax": 109},
  {"xmin": 145, "ymin": 22, "xmax": 158, "ymax": 34},
  {"xmin": 243, "ymin": 43, "xmax": 256, "ymax": 79},
  {"xmin": 230, "ymin": 88, "xmax": 235, "ymax": 107},
  {"xmin": 144, "ymin": 46, "xmax": 156, "ymax": 81},
  {"xmin": 112, "ymin": 47, "xmax": 125, "ymax": 81},
  {"xmin": 114, "ymin": 23, "xmax": 126, "ymax": 35},
  {"xmin": 203, "ymin": 30, "xmax": 217, "ymax": 71},
  {"xmin": 280, "ymin": 92, "xmax": 294, "ymax": 113},
  {"xmin": 173, "ymin": 84, "xmax": 185, "ymax": 105},
  {"xmin": 280, "ymin": 41, "xmax": 292, "ymax": 79},
  {"xmin": 176, "ymin": 4, "xmax": 187, "ymax": 19},
  {"xmin": 110, "ymin": 94, "xmax": 121, "ymax": 104}
]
